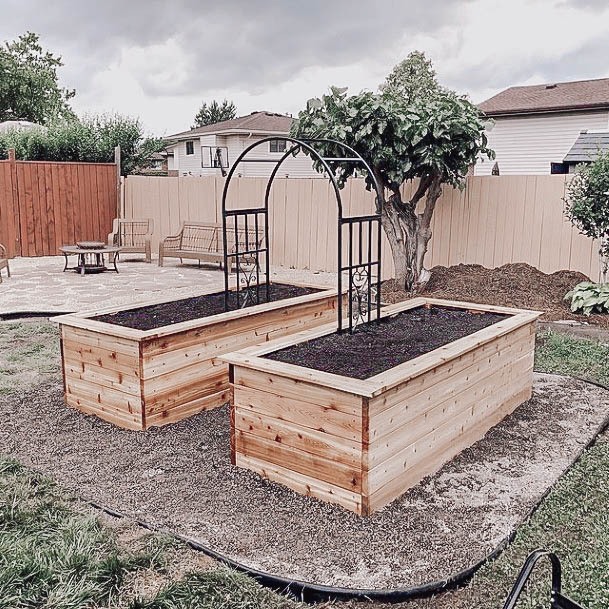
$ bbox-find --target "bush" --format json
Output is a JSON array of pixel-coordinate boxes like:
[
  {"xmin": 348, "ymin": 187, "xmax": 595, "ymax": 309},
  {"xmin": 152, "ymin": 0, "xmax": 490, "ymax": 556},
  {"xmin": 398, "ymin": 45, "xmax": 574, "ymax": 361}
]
[
  {"xmin": 0, "ymin": 114, "xmax": 164, "ymax": 175},
  {"xmin": 564, "ymin": 281, "xmax": 609, "ymax": 315}
]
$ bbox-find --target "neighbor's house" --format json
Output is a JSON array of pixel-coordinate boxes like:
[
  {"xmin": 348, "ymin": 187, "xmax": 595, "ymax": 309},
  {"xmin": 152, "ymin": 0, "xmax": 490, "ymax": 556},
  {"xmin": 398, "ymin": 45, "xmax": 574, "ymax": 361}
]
[
  {"xmin": 164, "ymin": 111, "xmax": 318, "ymax": 178},
  {"xmin": 475, "ymin": 77, "xmax": 609, "ymax": 175}
]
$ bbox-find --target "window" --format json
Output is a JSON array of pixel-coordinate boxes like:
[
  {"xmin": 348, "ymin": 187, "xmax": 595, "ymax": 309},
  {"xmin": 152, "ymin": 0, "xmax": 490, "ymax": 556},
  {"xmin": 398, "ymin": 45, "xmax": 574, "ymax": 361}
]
[
  {"xmin": 201, "ymin": 146, "xmax": 229, "ymax": 169},
  {"xmin": 185, "ymin": 140, "xmax": 195, "ymax": 155},
  {"xmin": 269, "ymin": 139, "xmax": 287, "ymax": 153},
  {"xmin": 550, "ymin": 162, "xmax": 568, "ymax": 174}
]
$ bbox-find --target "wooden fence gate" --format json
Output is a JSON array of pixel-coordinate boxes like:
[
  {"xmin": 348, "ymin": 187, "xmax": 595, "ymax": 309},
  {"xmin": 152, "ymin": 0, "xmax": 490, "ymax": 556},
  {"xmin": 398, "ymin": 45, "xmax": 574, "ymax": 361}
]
[{"xmin": 0, "ymin": 152, "xmax": 118, "ymax": 257}]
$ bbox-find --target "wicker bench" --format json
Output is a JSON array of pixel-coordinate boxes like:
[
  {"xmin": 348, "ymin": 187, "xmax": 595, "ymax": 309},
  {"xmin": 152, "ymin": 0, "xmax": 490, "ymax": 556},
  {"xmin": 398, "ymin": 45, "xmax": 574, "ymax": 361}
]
[
  {"xmin": 158, "ymin": 222, "xmax": 262, "ymax": 271},
  {"xmin": 0, "ymin": 244, "xmax": 10, "ymax": 283},
  {"xmin": 108, "ymin": 218, "xmax": 153, "ymax": 263}
]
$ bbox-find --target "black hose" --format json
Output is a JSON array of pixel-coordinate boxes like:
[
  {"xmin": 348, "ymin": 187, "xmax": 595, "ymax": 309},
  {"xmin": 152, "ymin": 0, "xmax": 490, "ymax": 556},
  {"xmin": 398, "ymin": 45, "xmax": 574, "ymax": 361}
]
[{"xmin": 87, "ymin": 374, "xmax": 609, "ymax": 603}]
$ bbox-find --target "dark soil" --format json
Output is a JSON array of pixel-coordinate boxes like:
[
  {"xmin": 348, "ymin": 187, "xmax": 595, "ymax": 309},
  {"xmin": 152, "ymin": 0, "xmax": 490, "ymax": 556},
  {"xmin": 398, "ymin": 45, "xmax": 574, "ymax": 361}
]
[
  {"xmin": 265, "ymin": 306, "xmax": 506, "ymax": 379},
  {"xmin": 93, "ymin": 283, "xmax": 320, "ymax": 331},
  {"xmin": 383, "ymin": 262, "xmax": 609, "ymax": 328}
]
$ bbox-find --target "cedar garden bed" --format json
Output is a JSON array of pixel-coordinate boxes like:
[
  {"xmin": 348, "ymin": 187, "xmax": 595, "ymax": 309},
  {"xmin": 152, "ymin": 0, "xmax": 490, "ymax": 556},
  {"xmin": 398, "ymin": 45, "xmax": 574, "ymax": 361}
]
[
  {"xmin": 53, "ymin": 283, "xmax": 339, "ymax": 430},
  {"xmin": 222, "ymin": 298, "xmax": 541, "ymax": 516}
]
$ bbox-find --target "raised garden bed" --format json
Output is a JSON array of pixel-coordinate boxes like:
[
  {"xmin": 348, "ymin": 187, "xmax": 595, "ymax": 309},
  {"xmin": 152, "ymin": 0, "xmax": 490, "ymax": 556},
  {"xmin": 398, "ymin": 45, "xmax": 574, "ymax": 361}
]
[
  {"xmin": 222, "ymin": 297, "xmax": 541, "ymax": 516},
  {"xmin": 53, "ymin": 282, "xmax": 339, "ymax": 431}
]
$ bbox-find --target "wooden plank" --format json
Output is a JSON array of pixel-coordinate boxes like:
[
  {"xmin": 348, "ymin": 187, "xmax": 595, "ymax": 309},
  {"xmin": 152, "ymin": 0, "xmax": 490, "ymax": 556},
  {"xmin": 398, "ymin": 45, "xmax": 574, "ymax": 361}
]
[
  {"xmin": 235, "ymin": 410, "xmax": 362, "ymax": 468},
  {"xmin": 65, "ymin": 376, "xmax": 142, "ymax": 414},
  {"xmin": 61, "ymin": 325, "xmax": 140, "ymax": 357},
  {"xmin": 236, "ymin": 453, "xmax": 362, "ymax": 514},
  {"xmin": 236, "ymin": 429, "xmax": 362, "ymax": 492},
  {"xmin": 65, "ymin": 392, "xmax": 143, "ymax": 430},
  {"xmin": 63, "ymin": 358, "xmax": 141, "ymax": 394},
  {"xmin": 233, "ymin": 382, "xmax": 362, "ymax": 442},
  {"xmin": 145, "ymin": 389, "xmax": 230, "ymax": 428}
]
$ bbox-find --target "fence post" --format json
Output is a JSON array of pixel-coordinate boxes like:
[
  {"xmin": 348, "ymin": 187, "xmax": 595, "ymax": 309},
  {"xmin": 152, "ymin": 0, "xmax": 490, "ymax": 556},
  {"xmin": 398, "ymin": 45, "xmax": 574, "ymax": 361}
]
[
  {"xmin": 114, "ymin": 145, "xmax": 122, "ymax": 219},
  {"xmin": 7, "ymin": 148, "xmax": 21, "ymax": 257}
]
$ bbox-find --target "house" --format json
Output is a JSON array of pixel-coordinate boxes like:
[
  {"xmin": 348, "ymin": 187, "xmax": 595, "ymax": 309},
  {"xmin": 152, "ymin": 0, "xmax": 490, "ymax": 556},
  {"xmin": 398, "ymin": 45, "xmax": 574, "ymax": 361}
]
[
  {"xmin": 475, "ymin": 77, "xmax": 609, "ymax": 175},
  {"xmin": 164, "ymin": 111, "xmax": 319, "ymax": 178}
]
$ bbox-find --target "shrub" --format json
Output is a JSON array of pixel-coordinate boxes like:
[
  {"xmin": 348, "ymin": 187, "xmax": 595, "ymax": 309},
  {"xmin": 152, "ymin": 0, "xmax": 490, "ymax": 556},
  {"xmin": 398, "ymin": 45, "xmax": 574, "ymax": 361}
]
[{"xmin": 564, "ymin": 281, "xmax": 609, "ymax": 315}]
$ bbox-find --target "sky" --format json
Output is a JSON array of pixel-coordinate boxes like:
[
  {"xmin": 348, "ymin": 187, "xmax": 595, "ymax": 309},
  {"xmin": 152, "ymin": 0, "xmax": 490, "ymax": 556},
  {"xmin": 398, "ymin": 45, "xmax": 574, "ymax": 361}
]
[{"xmin": 2, "ymin": 0, "xmax": 609, "ymax": 137}]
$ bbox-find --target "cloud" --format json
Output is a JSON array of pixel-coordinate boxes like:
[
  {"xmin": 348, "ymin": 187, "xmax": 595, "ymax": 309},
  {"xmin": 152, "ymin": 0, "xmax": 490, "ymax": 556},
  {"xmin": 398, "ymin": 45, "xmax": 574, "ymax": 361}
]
[{"xmin": 1, "ymin": 0, "xmax": 471, "ymax": 97}]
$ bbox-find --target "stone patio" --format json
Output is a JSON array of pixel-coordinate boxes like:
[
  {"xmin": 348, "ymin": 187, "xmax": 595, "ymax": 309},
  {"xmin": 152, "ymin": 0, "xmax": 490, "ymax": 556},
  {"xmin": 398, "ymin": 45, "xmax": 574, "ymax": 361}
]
[{"xmin": 0, "ymin": 254, "xmax": 335, "ymax": 316}]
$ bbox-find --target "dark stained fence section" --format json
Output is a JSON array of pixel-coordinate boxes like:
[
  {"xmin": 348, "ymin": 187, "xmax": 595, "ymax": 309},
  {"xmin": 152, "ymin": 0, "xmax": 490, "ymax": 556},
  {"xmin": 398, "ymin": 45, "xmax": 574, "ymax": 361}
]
[{"xmin": 0, "ymin": 158, "xmax": 117, "ymax": 257}]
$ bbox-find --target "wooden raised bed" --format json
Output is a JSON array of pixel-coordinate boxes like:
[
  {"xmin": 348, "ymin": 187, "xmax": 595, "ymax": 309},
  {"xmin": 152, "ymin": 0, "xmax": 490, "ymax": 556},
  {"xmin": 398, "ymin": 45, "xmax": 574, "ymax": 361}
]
[
  {"xmin": 222, "ymin": 298, "xmax": 541, "ymax": 516},
  {"xmin": 53, "ymin": 283, "xmax": 339, "ymax": 431}
]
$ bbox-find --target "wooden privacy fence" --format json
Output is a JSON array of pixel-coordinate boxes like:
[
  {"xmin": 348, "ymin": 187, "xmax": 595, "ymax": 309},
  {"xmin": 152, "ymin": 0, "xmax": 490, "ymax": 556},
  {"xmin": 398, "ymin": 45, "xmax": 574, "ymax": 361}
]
[
  {"xmin": 0, "ymin": 154, "xmax": 118, "ymax": 257},
  {"xmin": 123, "ymin": 174, "xmax": 602, "ymax": 281}
]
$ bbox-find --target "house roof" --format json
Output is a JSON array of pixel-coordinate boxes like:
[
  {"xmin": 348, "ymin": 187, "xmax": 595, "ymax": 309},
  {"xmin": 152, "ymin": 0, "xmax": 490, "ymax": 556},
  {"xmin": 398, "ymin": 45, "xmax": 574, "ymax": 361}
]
[
  {"xmin": 479, "ymin": 77, "xmax": 609, "ymax": 116},
  {"xmin": 166, "ymin": 111, "xmax": 294, "ymax": 141},
  {"xmin": 563, "ymin": 131, "xmax": 609, "ymax": 163}
]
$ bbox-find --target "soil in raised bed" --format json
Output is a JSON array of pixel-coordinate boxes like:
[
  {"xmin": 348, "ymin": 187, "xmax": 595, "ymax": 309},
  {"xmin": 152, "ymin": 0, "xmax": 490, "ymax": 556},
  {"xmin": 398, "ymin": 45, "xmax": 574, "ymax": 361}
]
[
  {"xmin": 92, "ymin": 283, "xmax": 321, "ymax": 331},
  {"xmin": 265, "ymin": 306, "xmax": 507, "ymax": 379}
]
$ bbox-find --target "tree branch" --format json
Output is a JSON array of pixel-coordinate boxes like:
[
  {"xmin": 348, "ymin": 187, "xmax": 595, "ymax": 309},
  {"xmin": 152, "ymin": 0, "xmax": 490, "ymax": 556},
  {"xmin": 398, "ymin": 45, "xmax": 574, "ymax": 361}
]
[{"xmin": 409, "ymin": 174, "xmax": 433, "ymax": 208}]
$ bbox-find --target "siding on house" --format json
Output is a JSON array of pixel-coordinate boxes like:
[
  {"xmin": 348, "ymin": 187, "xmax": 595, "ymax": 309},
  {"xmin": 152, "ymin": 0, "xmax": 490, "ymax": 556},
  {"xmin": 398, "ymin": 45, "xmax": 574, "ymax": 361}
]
[
  {"xmin": 475, "ymin": 110, "xmax": 609, "ymax": 175},
  {"xmin": 169, "ymin": 134, "xmax": 319, "ymax": 178}
]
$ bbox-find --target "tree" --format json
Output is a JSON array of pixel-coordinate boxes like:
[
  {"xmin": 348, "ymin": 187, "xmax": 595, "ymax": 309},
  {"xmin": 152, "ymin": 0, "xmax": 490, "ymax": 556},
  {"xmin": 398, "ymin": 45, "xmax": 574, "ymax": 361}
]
[
  {"xmin": 0, "ymin": 32, "xmax": 75, "ymax": 124},
  {"xmin": 0, "ymin": 114, "xmax": 164, "ymax": 175},
  {"xmin": 192, "ymin": 99, "xmax": 237, "ymax": 128},
  {"xmin": 565, "ymin": 151, "xmax": 609, "ymax": 283},
  {"xmin": 291, "ymin": 52, "xmax": 493, "ymax": 291}
]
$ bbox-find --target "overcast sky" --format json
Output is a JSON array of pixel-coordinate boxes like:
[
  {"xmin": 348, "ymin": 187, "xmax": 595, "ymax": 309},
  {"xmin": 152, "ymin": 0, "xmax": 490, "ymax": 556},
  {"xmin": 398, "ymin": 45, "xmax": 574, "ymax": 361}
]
[{"xmin": 2, "ymin": 0, "xmax": 609, "ymax": 136}]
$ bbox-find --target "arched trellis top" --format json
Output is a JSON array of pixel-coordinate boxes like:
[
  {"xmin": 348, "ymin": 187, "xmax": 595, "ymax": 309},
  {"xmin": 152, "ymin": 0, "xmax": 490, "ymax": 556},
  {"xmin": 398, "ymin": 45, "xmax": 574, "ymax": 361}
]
[{"xmin": 221, "ymin": 136, "xmax": 383, "ymax": 333}]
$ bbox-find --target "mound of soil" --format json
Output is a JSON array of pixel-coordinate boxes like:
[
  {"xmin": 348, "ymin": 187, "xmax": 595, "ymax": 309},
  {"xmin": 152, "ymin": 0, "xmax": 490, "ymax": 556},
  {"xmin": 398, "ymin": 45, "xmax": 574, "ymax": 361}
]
[{"xmin": 382, "ymin": 263, "xmax": 609, "ymax": 328}]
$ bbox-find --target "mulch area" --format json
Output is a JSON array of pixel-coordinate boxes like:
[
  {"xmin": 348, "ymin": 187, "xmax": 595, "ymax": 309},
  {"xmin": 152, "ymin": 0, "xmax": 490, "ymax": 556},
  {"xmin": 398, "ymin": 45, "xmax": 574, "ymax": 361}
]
[
  {"xmin": 0, "ymin": 373, "xmax": 607, "ymax": 591},
  {"xmin": 382, "ymin": 263, "xmax": 609, "ymax": 328}
]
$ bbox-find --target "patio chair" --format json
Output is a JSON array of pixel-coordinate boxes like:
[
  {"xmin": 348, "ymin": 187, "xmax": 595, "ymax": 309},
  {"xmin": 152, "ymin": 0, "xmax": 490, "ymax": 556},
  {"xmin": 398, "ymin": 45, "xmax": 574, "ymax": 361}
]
[
  {"xmin": 0, "ymin": 244, "xmax": 10, "ymax": 283},
  {"xmin": 108, "ymin": 218, "xmax": 154, "ymax": 263}
]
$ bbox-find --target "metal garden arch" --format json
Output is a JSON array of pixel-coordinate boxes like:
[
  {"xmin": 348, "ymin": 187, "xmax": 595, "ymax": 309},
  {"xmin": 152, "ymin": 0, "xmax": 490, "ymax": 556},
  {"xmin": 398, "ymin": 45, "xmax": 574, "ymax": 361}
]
[{"xmin": 221, "ymin": 136, "xmax": 384, "ymax": 333}]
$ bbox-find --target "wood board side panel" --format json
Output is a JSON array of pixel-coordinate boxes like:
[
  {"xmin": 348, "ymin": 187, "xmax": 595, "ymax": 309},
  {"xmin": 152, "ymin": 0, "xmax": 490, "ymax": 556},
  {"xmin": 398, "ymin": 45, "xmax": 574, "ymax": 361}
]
[
  {"xmin": 367, "ymin": 354, "xmax": 533, "ymax": 501},
  {"xmin": 367, "ymin": 384, "xmax": 532, "ymax": 514},
  {"xmin": 236, "ymin": 453, "xmax": 362, "ymax": 515}
]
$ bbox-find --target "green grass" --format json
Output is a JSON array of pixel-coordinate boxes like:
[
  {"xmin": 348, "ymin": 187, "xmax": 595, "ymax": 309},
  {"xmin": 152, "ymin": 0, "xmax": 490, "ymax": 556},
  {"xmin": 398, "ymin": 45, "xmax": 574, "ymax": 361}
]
[
  {"xmin": 427, "ymin": 330, "xmax": 609, "ymax": 609},
  {"xmin": 535, "ymin": 330, "xmax": 609, "ymax": 386},
  {"xmin": 0, "ymin": 456, "xmax": 301, "ymax": 609},
  {"xmin": 0, "ymin": 321, "xmax": 61, "ymax": 394}
]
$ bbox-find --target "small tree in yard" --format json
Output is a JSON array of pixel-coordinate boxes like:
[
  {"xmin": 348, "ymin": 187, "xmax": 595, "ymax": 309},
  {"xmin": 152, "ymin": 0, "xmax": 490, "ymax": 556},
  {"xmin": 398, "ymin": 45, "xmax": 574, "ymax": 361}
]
[
  {"xmin": 565, "ymin": 151, "xmax": 609, "ymax": 283},
  {"xmin": 291, "ymin": 51, "xmax": 493, "ymax": 291}
]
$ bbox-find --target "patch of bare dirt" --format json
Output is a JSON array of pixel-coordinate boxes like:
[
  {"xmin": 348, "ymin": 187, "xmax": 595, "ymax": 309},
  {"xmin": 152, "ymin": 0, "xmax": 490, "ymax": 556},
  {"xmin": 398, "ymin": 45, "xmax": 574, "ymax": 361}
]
[
  {"xmin": 382, "ymin": 263, "xmax": 609, "ymax": 328},
  {"xmin": 0, "ymin": 374, "xmax": 607, "ymax": 591}
]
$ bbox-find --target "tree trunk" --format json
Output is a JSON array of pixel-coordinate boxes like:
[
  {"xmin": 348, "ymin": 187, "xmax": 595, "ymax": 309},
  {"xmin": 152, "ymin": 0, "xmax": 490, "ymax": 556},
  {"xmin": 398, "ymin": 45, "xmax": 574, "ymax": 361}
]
[{"xmin": 380, "ymin": 176, "xmax": 442, "ymax": 292}]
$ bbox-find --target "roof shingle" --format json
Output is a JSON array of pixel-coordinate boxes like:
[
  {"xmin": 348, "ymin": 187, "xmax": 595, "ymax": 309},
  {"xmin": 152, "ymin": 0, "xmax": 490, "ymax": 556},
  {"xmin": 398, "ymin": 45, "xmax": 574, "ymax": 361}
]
[{"xmin": 479, "ymin": 78, "xmax": 609, "ymax": 116}]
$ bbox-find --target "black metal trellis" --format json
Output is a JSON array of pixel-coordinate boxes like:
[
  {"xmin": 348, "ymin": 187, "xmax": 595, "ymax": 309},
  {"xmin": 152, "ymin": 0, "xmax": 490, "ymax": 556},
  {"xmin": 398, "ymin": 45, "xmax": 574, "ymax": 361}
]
[
  {"xmin": 221, "ymin": 136, "xmax": 383, "ymax": 333},
  {"xmin": 502, "ymin": 550, "xmax": 586, "ymax": 609}
]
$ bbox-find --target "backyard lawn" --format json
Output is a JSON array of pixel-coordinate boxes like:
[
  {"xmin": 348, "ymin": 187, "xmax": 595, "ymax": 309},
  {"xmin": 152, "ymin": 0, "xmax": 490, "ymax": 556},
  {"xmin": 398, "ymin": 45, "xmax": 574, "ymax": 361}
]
[{"xmin": 0, "ymin": 319, "xmax": 607, "ymax": 609}]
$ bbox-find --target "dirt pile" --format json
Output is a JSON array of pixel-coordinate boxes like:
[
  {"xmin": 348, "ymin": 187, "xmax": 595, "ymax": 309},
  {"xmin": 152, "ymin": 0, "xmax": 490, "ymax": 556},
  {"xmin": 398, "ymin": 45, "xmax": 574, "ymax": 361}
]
[{"xmin": 382, "ymin": 263, "xmax": 609, "ymax": 328}]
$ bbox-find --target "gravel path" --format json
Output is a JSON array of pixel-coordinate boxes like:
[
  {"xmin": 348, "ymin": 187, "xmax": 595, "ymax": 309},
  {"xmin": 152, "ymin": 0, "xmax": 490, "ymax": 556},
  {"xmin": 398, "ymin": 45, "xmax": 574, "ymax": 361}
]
[{"xmin": 0, "ymin": 373, "xmax": 607, "ymax": 590}]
